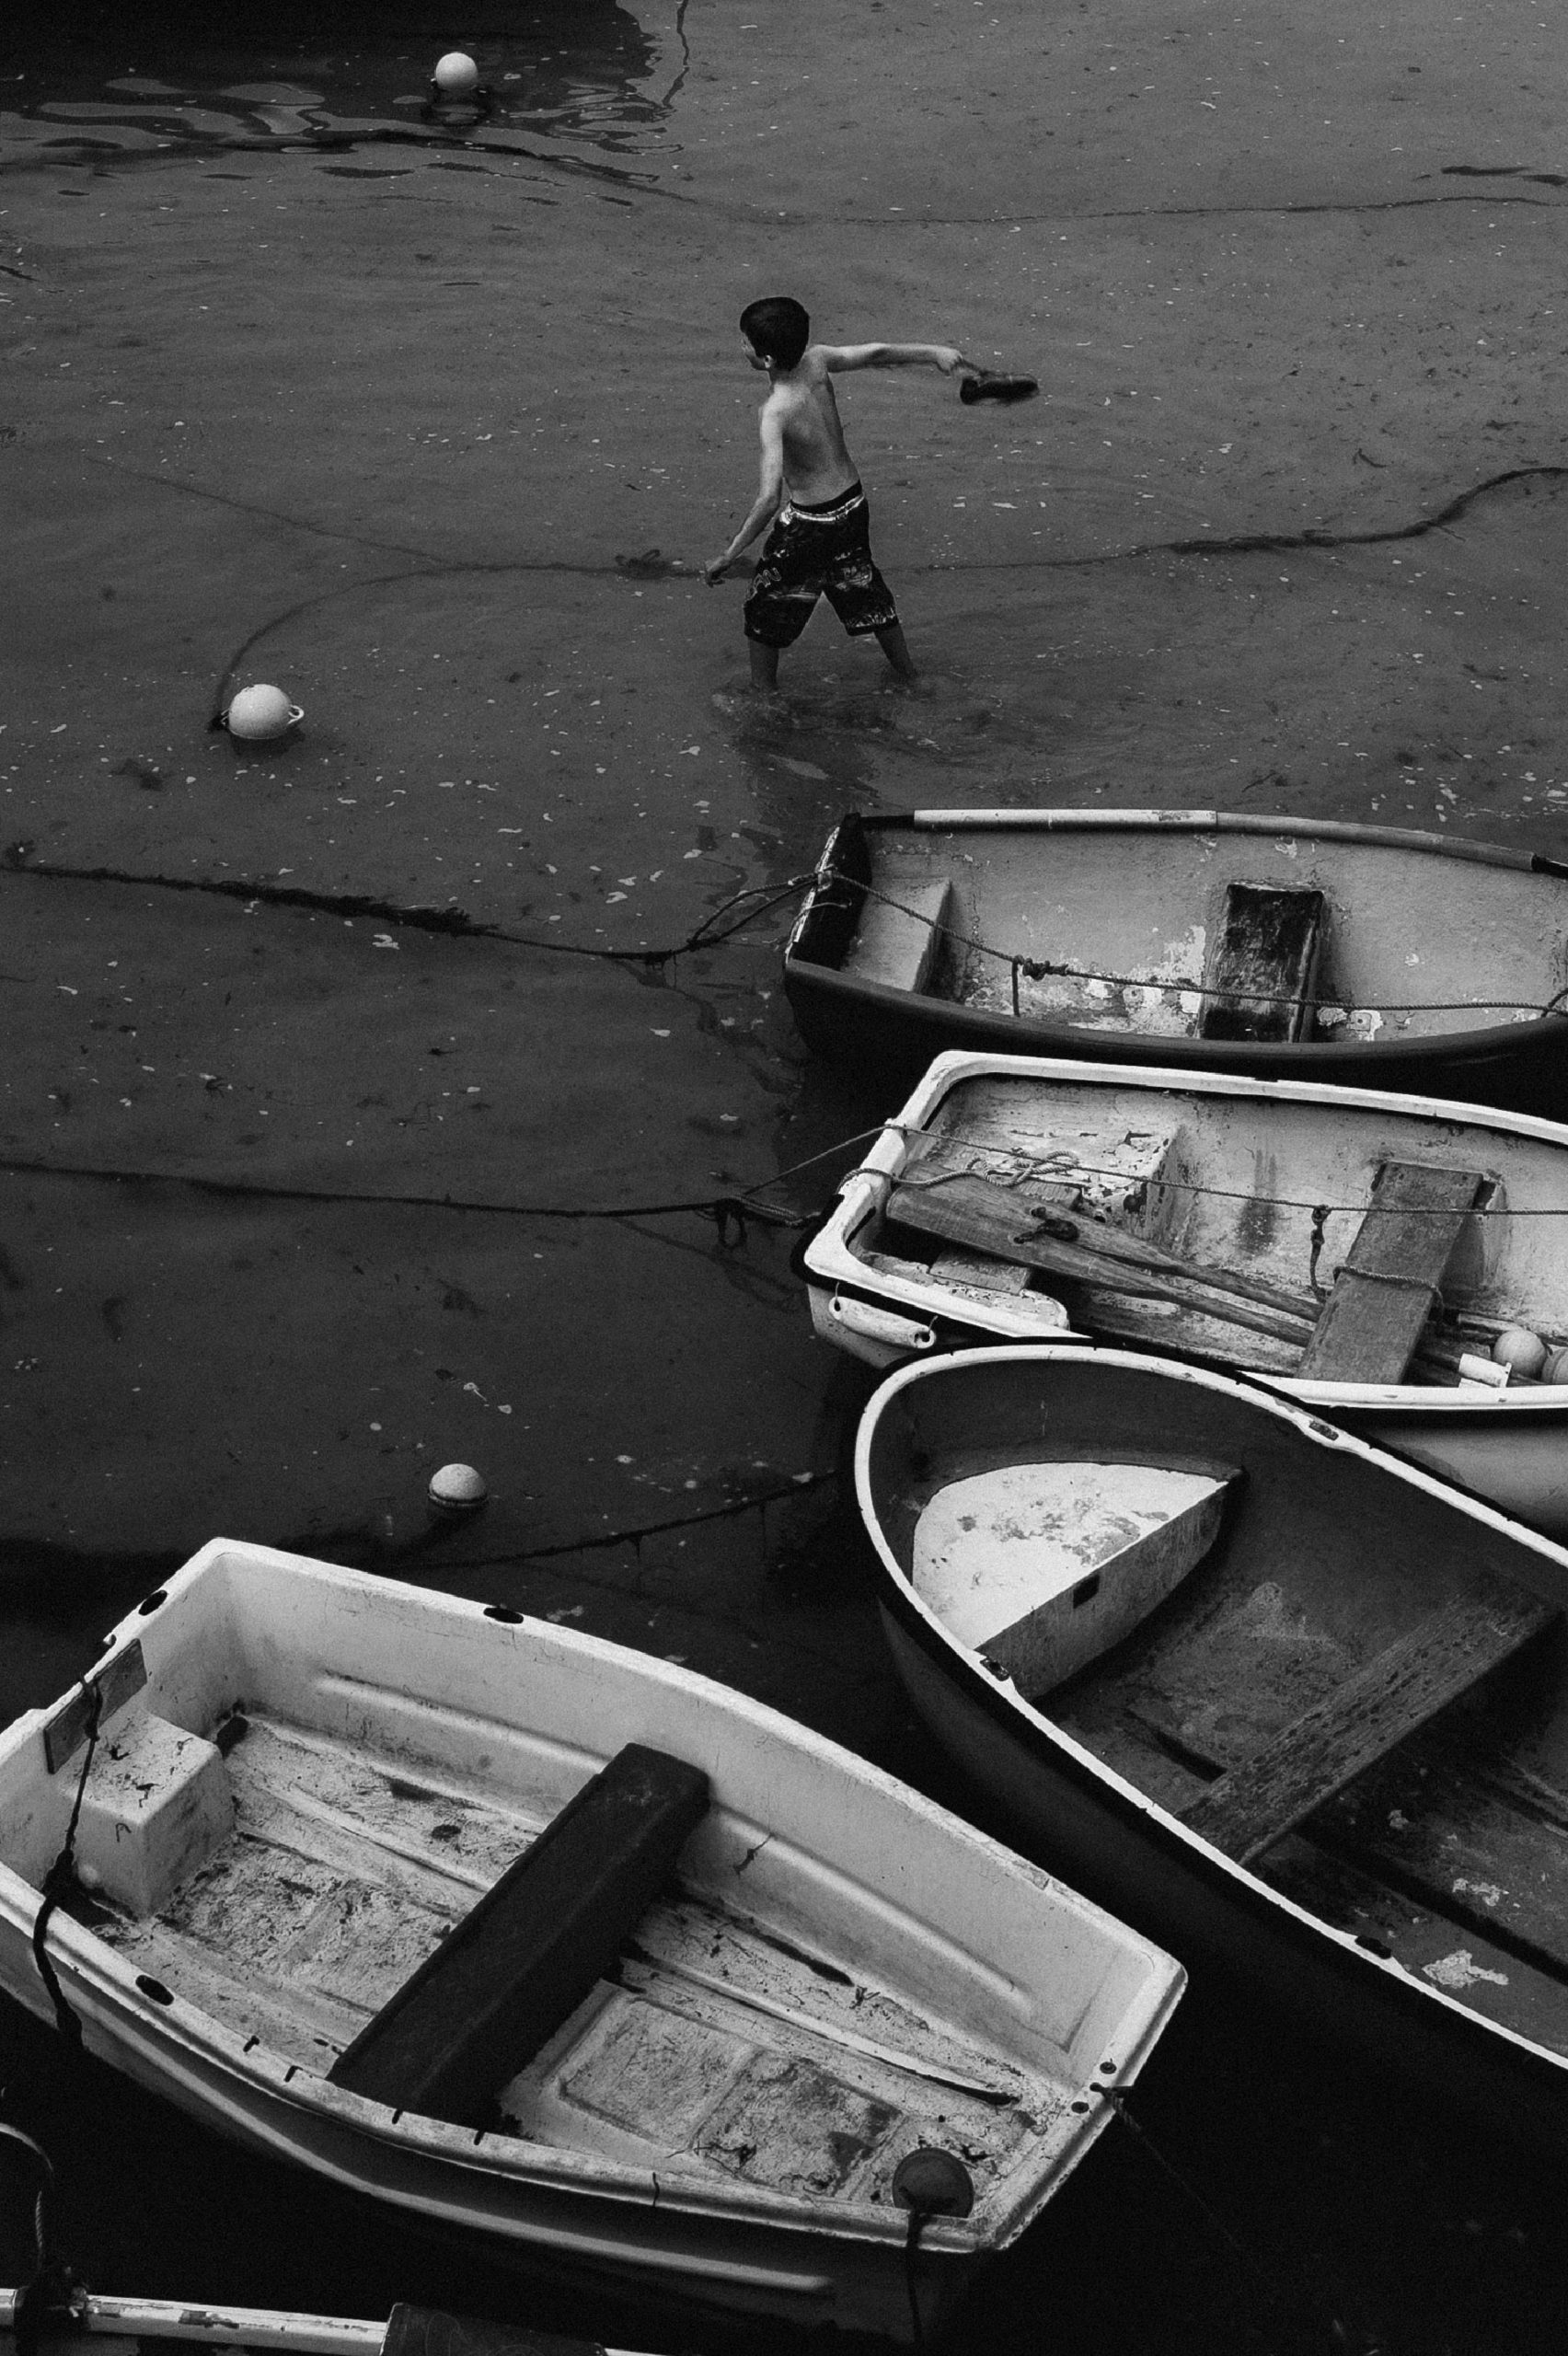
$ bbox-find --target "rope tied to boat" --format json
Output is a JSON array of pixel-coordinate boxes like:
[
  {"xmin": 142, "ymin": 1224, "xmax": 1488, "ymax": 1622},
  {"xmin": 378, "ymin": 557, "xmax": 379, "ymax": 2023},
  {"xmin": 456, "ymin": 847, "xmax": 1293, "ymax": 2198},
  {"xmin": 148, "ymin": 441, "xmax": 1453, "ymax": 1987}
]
[
  {"xmin": 29, "ymin": 1677, "xmax": 105, "ymax": 2052},
  {"xmin": 1094, "ymin": 2088, "xmax": 1332, "ymax": 2356},
  {"xmin": 892, "ymin": 2147, "xmax": 973, "ymax": 2349},
  {"xmin": 12, "ymin": 2260, "xmax": 87, "ymax": 2356},
  {"xmin": 2, "ymin": 849, "xmax": 819, "ymax": 977},
  {"xmin": 0, "ymin": 2125, "xmax": 88, "ymax": 2356},
  {"xmin": 824, "ymin": 867, "xmax": 1565, "ymax": 1019},
  {"xmin": 1308, "ymin": 1206, "xmax": 1332, "ymax": 1297},
  {"xmin": 1010, "ymin": 953, "xmax": 1076, "ymax": 1013}
]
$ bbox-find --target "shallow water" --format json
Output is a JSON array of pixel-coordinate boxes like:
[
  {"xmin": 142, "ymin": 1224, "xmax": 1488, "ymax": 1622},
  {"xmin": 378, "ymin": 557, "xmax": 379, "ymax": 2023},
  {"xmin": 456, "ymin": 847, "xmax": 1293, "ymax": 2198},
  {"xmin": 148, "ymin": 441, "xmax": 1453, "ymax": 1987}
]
[
  {"xmin": 5, "ymin": 0, "xmax": 1568, "ymax": 2349},
  {"xmin": 3, "ymin": 1, "xmax": 674, "ymax": 174}
]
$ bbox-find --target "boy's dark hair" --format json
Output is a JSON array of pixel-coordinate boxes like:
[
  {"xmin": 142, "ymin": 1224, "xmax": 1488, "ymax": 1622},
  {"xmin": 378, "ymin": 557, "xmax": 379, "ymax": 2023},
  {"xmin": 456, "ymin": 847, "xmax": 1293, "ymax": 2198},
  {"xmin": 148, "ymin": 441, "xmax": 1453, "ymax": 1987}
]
[{"xmin": 740, "ymin": 296, "xmax": 810, "ymax": 370}]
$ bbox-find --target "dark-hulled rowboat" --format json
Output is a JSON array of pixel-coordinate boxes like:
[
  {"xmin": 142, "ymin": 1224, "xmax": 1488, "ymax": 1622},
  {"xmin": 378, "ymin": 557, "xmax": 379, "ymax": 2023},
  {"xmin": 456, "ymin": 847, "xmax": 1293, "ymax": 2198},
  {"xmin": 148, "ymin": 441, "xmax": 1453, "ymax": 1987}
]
[
  {"xmin": 857, "ymin": 1345, "xmax": 1568, "ymax": 2149},
  {"xmin": 783, "ymin": 809, "xmax": 1568, "ymax": 1114}
]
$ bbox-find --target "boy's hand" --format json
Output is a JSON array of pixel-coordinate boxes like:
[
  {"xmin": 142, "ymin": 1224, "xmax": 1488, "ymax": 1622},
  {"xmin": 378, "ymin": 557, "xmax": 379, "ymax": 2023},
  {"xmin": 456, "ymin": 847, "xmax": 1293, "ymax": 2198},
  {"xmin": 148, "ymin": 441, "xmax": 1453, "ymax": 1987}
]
[
  {"xmin": 933, "ymin": 347, "xmax": 972, "ymax": 375},
  {"xmin": 702, "ymin": 556, "xmax": 732, "ymax": 584}
]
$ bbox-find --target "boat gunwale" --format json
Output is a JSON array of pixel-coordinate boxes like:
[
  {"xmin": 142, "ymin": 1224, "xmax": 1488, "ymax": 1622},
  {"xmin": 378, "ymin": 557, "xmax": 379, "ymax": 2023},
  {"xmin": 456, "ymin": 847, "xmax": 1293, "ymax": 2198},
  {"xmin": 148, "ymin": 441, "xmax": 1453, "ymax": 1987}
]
[
  {"xmin": 0, "ymin": 1542, "xmax": 1182, "ymax": 2258},
  {"xmin": 847, "ymin": 805, "xmax": 1568, "ymax": 876},
  {"xmin": 0, "ymin": 1888, "xmax": 998, "ymax": 2253},
  {"xmin": 801, "ymin": 1049, "xmax": 1568, "ymax": 1416},
  {"xmin": 853, "ymin": 1342, "xmax": 1568, "ymax": 2079}
]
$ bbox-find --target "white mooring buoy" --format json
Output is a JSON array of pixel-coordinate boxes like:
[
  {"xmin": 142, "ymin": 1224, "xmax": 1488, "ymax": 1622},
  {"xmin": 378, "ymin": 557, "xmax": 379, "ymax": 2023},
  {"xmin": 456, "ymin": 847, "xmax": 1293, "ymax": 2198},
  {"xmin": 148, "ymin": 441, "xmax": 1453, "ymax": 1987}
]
[
  {"xmin": 432, "ymin": 52, "xmax": 480, "ymax": 95},
  {"xmin": 429, "ymin": 1461, "xmax": 488, "ymax": 1512},
  {"xmin": 224, "ymin": 683, "xmax": 301, "ymax": 742}
]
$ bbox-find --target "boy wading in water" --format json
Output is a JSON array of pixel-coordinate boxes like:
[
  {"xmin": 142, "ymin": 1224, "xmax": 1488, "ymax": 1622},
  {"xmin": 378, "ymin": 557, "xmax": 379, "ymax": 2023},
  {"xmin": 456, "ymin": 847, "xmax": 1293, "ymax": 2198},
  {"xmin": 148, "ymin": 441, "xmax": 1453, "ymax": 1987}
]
[{"xmin": 703, "ymin": 296, "xmax": 973, "ymax": 689}]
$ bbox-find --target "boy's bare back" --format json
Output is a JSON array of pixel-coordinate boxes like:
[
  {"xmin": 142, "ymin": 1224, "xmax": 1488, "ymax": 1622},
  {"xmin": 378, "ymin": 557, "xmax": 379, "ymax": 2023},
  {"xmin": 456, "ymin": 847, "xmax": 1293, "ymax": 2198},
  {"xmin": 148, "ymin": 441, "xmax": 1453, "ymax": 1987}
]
[{"xmin": 762, "ymin": 350, "xmax": 859, "ymax": 508}]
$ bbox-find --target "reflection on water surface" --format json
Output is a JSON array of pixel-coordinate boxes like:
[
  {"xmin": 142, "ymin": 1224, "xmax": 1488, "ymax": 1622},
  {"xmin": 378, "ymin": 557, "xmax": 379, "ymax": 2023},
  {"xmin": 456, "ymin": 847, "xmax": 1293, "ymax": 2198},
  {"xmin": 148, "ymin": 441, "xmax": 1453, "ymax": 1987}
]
[{"xmin": 2, "ymin": 0, "xmax": 678, "ymax": 171}]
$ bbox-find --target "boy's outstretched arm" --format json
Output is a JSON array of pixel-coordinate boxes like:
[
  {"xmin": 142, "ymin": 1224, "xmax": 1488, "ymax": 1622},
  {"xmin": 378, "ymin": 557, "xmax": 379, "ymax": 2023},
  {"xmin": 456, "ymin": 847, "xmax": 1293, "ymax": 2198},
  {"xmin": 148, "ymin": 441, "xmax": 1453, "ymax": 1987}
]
[
  {"xmin": 821, "ymin": 341, "xmax": 973, "ymax": 375},
  {"xmin": 703, "ymin": 410, "xmax": 785, "ymax": 583}
]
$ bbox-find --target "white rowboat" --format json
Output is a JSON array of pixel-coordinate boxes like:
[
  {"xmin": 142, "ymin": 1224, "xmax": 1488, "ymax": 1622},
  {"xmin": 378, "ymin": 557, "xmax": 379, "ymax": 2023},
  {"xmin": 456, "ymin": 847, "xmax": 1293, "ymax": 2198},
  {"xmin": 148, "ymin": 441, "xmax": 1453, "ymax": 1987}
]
[
  {"xmin": 0, "ymin": 1542, "xmax": 1183, "ymax": 2343},
  {"xmin": 802, "ymin": 1050, "xmax": 1568, "ymax": 1537}
]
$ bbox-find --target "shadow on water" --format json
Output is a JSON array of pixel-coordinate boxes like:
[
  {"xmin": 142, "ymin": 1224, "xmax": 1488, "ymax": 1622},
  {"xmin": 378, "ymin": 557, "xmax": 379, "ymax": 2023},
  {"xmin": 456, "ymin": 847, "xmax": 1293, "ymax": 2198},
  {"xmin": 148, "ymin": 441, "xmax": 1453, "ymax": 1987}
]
[{"xmin": 1, "ymin": 0, "xmax": 677, "ymax": 174}]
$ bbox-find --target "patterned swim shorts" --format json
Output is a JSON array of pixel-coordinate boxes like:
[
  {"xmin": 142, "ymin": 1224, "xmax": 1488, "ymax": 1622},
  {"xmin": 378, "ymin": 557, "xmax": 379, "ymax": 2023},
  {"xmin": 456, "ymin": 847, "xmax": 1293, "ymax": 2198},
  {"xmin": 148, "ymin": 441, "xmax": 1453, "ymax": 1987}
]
[{"xmin": 743, "ymin": 481, "xmax": 899, "ymax": 649}]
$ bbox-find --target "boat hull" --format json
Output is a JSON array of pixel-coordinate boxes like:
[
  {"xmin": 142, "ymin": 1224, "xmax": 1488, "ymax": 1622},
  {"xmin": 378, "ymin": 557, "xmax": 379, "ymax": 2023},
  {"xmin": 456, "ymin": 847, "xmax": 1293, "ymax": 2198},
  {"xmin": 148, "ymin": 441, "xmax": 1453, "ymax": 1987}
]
[
  {"xmin": 875, "ymin": 1603, "xmax": 1568, "ymax": 2153},
  {"xmin": 810, "ymin": 1277, "xmax": 1568, "ymax": 1538},
  {"xmin": 856, "ymin": 1347, "xmax": 1568, "ymax": 2152},
  {"xmin": 785, "ymin": 953, "xmax": 1568, "ymax": 1117},
  {"xmin": 802, "ymin": 1050, "xmax": 1568, "ymax": 1536},
  {"xmin": 783, "ymin": 809, "xmax": 1568, "ymax": 1117},
  {"xmin": 0, "ymin": 1540, "xmax": 1184, "ymax": 2342},
  {"xmin": 0, "ymin": 1944, "xmax": 925, "ymax": 2339}
]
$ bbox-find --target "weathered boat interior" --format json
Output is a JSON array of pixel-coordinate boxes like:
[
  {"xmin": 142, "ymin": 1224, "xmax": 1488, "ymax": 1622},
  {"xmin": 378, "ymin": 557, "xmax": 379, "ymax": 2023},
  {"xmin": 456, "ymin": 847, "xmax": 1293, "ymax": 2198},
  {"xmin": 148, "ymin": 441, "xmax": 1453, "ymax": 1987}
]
[
  {"xmin": 863, "ymin": 1353, "xmax": 1568, "ymax": 2059},
  {"xmin": 807, "ymin": 816, "xmax": 1568, "ymax": 1045},
  {"xmin": 836, "ymin": 1068, "xmax": 1568, "ymax": 1386},
  {"xmin": 0, "ymin": 1554, "xmax": 1131, "ymax": 2234}
]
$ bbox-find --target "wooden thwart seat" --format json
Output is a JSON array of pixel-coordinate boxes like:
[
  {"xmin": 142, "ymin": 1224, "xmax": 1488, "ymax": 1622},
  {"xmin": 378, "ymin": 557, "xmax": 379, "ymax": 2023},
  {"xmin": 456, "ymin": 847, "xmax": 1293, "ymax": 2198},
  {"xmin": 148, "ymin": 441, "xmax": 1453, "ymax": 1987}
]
[
  {"xmin": 329, "ymin": 1744, "xmax": 709, "ymax": 2126},
  {"xmin": 888, "ymin": 1170, "xmax": 1315, "ymax": 1353},
  {"xmin": 841, "ymin": 879, "xmax": 954, "ymax": 996},
  {"xmin": 1298, "ymin": 1160, "xmax": 1493, "ymax": 1384},
  {"xmin": 1198, "ymin": 882, "xmax": 1326, "ymax": 1045},
  {"xmin": 1181, "ymin": 1571, "xmax": 1557, "ymax": 1866}
]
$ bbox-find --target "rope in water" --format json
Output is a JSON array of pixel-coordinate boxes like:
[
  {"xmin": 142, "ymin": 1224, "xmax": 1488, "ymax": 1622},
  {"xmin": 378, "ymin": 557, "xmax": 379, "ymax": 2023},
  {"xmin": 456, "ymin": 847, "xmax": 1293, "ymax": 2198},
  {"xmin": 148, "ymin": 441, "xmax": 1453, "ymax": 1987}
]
[
  {"xmin": 0, "ymin": 2123, "xmax": 88, "ymax": 2356},
  {"xmin": 480, "ymin": 872, "xmax": 815, "ymax": 966},
  {"xmin": 13, "ymin": 1110, "xmax": 1568, "ymax": 1241},
  {"xmin": 0, "ymin": 1126, "xmax": 892, "ymax": 1235},
  {"xmin": 818, "ymin": 866, "xmax": 1568, "ymax": 1019},
  {"xmin": 1, "ymin": 849, "xmax": 814, "ymax": 973},
  {"xmin": 1097, "ymin": 2090, "xmax": 1331, "ymax": 2356}
]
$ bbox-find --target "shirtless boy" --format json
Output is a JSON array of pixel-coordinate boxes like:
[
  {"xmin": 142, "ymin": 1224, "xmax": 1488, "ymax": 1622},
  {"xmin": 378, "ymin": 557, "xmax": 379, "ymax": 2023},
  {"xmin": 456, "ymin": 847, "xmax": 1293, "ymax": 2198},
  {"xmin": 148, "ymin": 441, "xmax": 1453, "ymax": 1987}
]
[{"xmin": 703, "ymin": 296, "xmax": 973, "ymax": 688}]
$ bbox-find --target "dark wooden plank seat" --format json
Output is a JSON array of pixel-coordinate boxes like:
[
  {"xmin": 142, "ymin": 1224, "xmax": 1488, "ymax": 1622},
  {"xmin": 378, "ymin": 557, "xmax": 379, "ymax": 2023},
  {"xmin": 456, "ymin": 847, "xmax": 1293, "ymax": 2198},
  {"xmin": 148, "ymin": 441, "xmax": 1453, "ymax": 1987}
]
[
  {"xmin": 887, "ymin": 1170, "xmax": 1315, "ymax": 1353},
  {"xmin": 1297, "ymin": 1160, "xmax": 1493, "ymax": 1383},
  {"xmin": 1197, "ymin": 882, "xmax": 1326, "ymax": 1044},
  {"xmin": 1316, "ymin": 1726, "xmax": 1568, "ymax": 1981},
  {"xmin": 329, "ymin": 1744, "xmax": 709, "ymax": 2126},
  {"xmin": 1180, "ymin": 1573, "xmax": 1557, "ymax": 1866}
]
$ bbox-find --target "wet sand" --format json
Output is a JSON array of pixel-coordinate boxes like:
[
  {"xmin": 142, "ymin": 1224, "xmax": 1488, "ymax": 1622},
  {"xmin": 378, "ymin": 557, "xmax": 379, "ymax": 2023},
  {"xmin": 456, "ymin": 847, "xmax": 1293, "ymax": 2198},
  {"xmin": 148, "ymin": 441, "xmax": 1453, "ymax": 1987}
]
[{"xmin": 4, "ymin": 2, "xmax": 1568, "ymax": 2348}]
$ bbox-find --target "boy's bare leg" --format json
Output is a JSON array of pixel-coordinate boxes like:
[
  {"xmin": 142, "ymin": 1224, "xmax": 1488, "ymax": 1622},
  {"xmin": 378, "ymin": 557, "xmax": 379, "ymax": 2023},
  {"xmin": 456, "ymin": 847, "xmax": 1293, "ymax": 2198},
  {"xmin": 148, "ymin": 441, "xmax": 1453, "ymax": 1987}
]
[
  {"xmin": 748, "ymin": 640, "xmax": 781, "ymax": 691},
  {"xmin": 875, "ymin": 623, "xmax": 917, "ymax": 681}
]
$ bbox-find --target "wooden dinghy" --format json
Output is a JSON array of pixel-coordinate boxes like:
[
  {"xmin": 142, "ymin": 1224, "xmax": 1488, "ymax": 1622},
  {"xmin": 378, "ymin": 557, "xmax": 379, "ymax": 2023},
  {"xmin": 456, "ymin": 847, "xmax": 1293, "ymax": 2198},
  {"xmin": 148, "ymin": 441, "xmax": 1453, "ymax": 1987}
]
[
  {"xmin": 0, "ymin": 1542, "xmax": 1183, "ymax": 2344},
  {"xmin": 801, "ymin": 1049, "xmax": 1568, "ymax": 1538},
  {"xmin": 856, "ymin": 1345, "xmax": 1568, "ymax": 2150},
  {"xmin": 782, "ymin": 810, "xmax": 1568, "ymax": 1114}
]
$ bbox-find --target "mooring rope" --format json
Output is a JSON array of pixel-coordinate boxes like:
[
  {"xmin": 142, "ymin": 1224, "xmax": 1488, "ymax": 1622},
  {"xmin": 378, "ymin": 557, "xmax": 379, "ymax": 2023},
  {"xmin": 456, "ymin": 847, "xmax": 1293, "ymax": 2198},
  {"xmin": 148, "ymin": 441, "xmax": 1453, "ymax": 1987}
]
[
  {"xmin": 0, "ymin": 1123, "xmax": 893, "ymax": 1235},
  {"xmin": 29, "ymin": 1680, "xmax": 104, "ymax": 2053},
  {"xmin": 0, "ymin": 2125, "xmax": 52, "ymax": 2284},
  {"xmin": 1097, "ymin": 2089, "xmax": 1329, "ymax": 2356},
  {"xmin": 1, "ymin": 848, "xmax": 815, "ymax": 974},
  {"xmin": 1, "ymin": 2125, "xmax": 91, "ymax": 2356}
]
